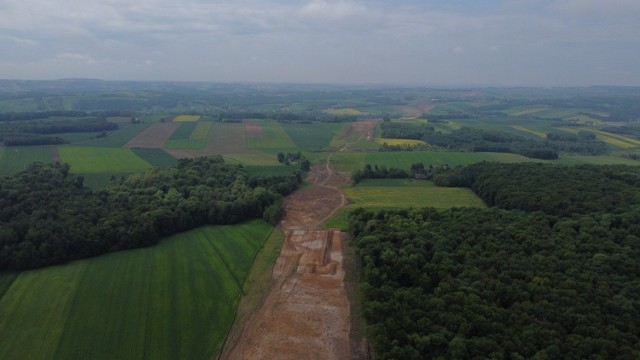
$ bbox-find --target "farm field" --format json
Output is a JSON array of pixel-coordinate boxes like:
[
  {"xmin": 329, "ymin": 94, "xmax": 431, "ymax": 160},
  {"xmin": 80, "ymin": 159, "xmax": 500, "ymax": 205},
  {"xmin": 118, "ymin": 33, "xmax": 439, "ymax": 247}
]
[
  {"xmin": 0, "ymin": 146, "xmax": 52, "ymax": 176},
  {"xmin": 125, "ymin": 122, "xmax": 181, "ymax": 148},
  {"xmin": 245, "ymin": 120, "xmax": 297, "ymax": 149},
  {"xmin": 173, "ymin": 115, "xmax": 201, "ymax": 122},
  {"xmin": 58, "ymin": 146, "xmax": 152, "ymax": 173},
  {"xmin": 283, "ymin": 122, "xmax": 337, "ymax": 150},
  {"xmin": 0, "ymin": 220, "xmax": 273, "ymax": 360},
  {"xmin": 375, "ymin": 138, "xmax": 426, "ymax": 146},
  {"xmin": 510, "ymin": 125, "xmax": 547, "ymax": 138},
  {"xmin": 131, "ymin": 148, "xmax": 177, "ymax": 167},
  {"xmin": 326, "ymin": 179, "xmax": 485, "ymax": 229},
  {"xmin": 560, "ymin": 127, "xmax": 640, "ymax": 148}
]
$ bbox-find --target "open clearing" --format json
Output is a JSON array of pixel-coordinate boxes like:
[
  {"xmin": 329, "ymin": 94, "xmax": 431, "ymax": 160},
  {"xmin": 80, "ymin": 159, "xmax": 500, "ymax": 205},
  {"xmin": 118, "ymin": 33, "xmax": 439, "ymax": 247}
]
[
  {"xmin": 58, "ymin": 147, "xmax": 152, "ymax": 173},
  {"xmin": 283, "ymin": 122, "xmax": 337, "ymax": 151},
  {"xmin": 375, "ymin": 137, "xmax": 426, "ymax": 146},
  {"xmin": 0, "ymin": 146, "xmax": 51, "ymax": 176},
  {"xmin": 245, "ymin": 120, "xmax": 297, "ymax": 149},
  {"xmin": 0, "ymin": 221, "xmax": 273, "ymax": 360}
]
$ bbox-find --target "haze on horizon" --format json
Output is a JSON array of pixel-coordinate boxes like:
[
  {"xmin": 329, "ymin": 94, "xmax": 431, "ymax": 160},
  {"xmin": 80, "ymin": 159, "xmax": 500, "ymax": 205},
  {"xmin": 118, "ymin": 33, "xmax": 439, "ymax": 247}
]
[{"xmin": 0, "ymin": 0, "xmax": 639, "ymax": 87}]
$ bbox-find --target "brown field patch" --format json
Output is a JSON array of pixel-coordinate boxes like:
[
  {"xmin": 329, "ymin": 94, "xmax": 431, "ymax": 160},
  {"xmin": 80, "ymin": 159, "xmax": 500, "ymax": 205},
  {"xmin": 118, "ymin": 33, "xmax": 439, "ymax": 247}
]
[
  {"xmin": 220, "ymin": 156, "xmax": 358, "ymax": 359},
  {"xmin": 124, "ymin": 122, "xmax": 181, "ymax": 148},
  {"xmin": 50, "ymin": 146, "xmax": 60, "ymax": 164},
  {"xmin": 244, "ymin": 121, "xmax": 263, "ymax": 138}
]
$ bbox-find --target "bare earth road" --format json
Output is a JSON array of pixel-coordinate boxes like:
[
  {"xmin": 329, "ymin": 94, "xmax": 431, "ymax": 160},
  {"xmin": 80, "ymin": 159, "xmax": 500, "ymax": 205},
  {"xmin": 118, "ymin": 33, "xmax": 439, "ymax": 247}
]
[{"xmin": 220, "ymin": 121, "xmax": 376, "ymax": 360}]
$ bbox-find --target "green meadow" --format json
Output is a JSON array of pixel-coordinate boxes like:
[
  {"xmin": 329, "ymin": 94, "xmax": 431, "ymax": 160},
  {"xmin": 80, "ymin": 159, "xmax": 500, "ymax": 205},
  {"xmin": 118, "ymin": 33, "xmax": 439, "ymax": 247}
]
[
  {"xmin": 0, "ymin": 146, "xmax": 52, "ymax": 176},
  {"xmin": 58, "ymin": 147, "xmax": 152, "ymax": 173},
  {"xmin": 0, "ymin": 220, "xmax": 273, "ymax": 360}
]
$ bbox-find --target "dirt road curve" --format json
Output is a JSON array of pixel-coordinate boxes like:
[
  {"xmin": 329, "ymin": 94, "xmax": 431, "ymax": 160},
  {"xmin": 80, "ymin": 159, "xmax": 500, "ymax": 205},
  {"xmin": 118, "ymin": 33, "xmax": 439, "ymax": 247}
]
[{"xmin": 220, "ymin": 121, "xmax": 375, "ymax": 360}]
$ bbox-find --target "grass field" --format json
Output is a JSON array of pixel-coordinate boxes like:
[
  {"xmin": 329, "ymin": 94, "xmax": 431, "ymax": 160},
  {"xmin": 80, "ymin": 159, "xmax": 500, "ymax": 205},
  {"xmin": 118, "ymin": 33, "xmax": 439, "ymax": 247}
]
[
  {"xmin": 243, "ymin": 165, "xmax": 300, "ymax": 176},
  {"xmin": 174, "ymin": 115, "xmax": 201, "ymax": 122},
  {"xmin": 0, "ymin": 220, "xmax": 273, "ymax": 360},
  {"xmin": 246, "ymin": 120, "xmax": 297, "ymax": 149},
  {"xmin": 326, "ymin": 179, "xmax": 486, "ymax": 229},
  {"xmin": 131, "ymin": 148, "xmax": 177, "ymax": 167},
  {"xmin": 223, "ymin": 153, "xmax": 282, "ymax": 166},
  {"xmin": 58, "ymin": 147, "xmax": 152, "ymax": 173},
  {"xmin": 190, "ymin": 122, "xmax": 212, "ymax": 140},
  {"xmin": 74, "ymin": 123, "xmax": 154, "ymax": 147},
  {"xmin": 283, "ymin": 122, "xmax": 336, "ymax": 150},
  {"xmin": 0, "ymin": 146, "xmax": 52, "ymax": 176}
]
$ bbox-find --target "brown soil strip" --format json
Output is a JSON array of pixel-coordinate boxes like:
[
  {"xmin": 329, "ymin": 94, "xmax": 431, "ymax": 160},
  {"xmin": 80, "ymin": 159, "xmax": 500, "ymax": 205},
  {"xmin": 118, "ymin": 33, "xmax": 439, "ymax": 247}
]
[
  {"xmin": 124, "ymin": 122, "xmax": 181, "ymax": 148},
  {"xmin": 49, "ymin": 145, "xmax": 60, "ymax": 164},
  {"xmin": 219, "ymin": 121, "xmax": 375, "ymax": 360}
]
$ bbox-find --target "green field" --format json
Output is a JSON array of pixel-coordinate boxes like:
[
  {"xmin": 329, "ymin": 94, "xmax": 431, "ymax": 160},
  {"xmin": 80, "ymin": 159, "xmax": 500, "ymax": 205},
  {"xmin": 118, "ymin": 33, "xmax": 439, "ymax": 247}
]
[
  {"xmin": 326, "ymin": 179, "xmax": 486, "ymax": 229},
  {"xmin": 190, "ymin": 121, "xmax": 212, "ymax": 140},
  {"xmin": 58, "ymin": 147, "xmax": 152, "ymax": 173},
  {"xmin": 246, "ymin": 120, "xmax": 297, "ymax": 149},
  {"xmin": 283, "ymin": 122, "xmax": 337, "ymax": 150},
  {"xmin": 0, "ymin": 146, "xmax": 52, "ymax": 176},
  {"xmin": 73, "ymin": 123, "xmax": 154, "ymax": 147},
  {"xmin": 0, "ymin": 220, "xmax": 273, "ymax": 360},
  {"xmin": 131, "ymin": 148, "xmax": 177, "ymax": 167},
  {"xmin": 206, "ymin": 123, "xmax": 247, "ymax": 154}
]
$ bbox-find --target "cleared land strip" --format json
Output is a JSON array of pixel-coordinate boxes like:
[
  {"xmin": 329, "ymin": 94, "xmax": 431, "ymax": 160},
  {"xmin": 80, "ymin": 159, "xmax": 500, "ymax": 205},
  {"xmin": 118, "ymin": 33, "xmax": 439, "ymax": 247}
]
[{"xmin": 219, "ymin": 122, "xmax": 376, "ymax": 360}]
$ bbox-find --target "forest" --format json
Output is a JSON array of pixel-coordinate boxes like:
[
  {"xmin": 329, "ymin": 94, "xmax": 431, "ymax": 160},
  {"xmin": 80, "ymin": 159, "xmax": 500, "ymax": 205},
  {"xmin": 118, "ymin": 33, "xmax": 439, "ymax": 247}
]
[
  {"xmin": 0, "ymin": 157, "xmax": 301, "ymax": 270},
  {"xmin": 380, "ymin": 122, "xmax": 608, "ymax": 159},
  {"xmin": 349, "ymin": 163, "xmax": 640, "ymax": 359}
]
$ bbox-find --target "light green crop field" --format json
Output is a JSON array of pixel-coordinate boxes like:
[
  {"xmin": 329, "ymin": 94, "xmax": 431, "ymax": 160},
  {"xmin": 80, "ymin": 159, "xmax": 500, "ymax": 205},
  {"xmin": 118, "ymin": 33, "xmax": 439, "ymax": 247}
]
[
  {"xmin": 511, "ymin": 125, "xmax": 548, "ymax": 138},
  {"xmin": 326, "ymin": 180, "xmax": 485, "ymax": 229},
  {"xmin": 0, "ymin": 146, "xmax": 52, "ymax": 176},
  {"xmin": 223, "ymin": 153, "xmax": 282, "ymax": 166},
  {"xmin": 0, "ymin": 220, "xmax": 273, "ymax": 360},
  {"xmin": 246, "ymin": 120, "xmax": 297, "ymax": 149},
  {"xmin": 173, "ymin": 115, "xmax": 201, "ymax": 122},
  {"xmin": 190, "ymin": 122, "xmax": 213, "ymax": 140},
  {"xmin": 560, "ymin": 127, "xmax": 640, "ymax": 148},
  {"xmin": 58, "ymin": 147, "xmax": 152, "ymax": 173},
  {"xmin": 283, "ymin": 122, "xmax": 336, "ymax": 150},
  {"xmin": 331, "ymin": 151, "xmax": 535, "ymax": 172}
]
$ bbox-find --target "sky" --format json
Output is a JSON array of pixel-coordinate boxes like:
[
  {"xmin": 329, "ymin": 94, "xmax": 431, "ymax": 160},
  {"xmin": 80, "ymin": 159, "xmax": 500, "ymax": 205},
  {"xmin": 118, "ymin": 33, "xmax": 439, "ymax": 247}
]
[{"xmin": 0, "ymin": 0, "xmax": 639, "ymax": 86}]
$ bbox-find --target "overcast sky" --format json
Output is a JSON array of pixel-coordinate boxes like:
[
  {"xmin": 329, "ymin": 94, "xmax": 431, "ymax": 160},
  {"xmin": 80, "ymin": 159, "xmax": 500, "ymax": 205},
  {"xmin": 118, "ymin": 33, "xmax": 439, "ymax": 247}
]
[{"xmin": 0, "ymin": 0, "xmax": 639, "ymax": 86}]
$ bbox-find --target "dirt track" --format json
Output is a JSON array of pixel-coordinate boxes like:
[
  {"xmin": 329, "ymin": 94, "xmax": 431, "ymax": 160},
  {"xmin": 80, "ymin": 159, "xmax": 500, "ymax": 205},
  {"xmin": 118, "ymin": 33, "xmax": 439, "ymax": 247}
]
[{"xmin": 219, "ymin": 121, "xmax": 375, "ymax": 360}]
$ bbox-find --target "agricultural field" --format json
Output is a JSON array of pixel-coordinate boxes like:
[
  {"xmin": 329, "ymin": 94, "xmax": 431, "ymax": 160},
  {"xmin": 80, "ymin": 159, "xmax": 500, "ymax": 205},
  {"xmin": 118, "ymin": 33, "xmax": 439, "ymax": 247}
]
[
  {"xmin": 0, "ymin": 220, "xmax": 274, "ymax": 360},
  {"xmin": 164, "ymin": 122, "xmax": 207, "ymax": 149},
  {"xmin": 201, "ymin": 122, "xmax": 247, "ymax": 154},
  {"xmin": 74, "ymin": 122, "xmax": 153, "ymax": 147},
  {"xmin": 0, "ymin": 146, "xmax": 52, "ymax": 176},
  {"xmin": 510, "ymin": 125, "xmax": 547, "ymax": 138},
  {"xmin": 324, "ymin": 108, "xmax": 364, "ymax": 116},
  {"xmin": 283, "ymin": 122, "xmax": 337, "ymax": 151},
  {"xmin": 245, "ymin": 120, "xmax": 297, "ymax": 150},
  {"xmin": 131, "ymin": 148, "xmax": 177, "ymax": 167},
  {"xmin": 125, "ymin": 122, "xmax": 181, "ymax": 148},
  {"xmin": 375, "ymin": 138, "xmax": 426, "ymax": 146},
  {"xmin": 173, "ymin": 115, "xmax": 201, "ymax": 122},
  {"xmin": 327, "ymin": 179, "xmax": 485, "ymax": 229},
  {"xmin": 58, "ymin": 146, "xmax": 152, "ymax": 173}
]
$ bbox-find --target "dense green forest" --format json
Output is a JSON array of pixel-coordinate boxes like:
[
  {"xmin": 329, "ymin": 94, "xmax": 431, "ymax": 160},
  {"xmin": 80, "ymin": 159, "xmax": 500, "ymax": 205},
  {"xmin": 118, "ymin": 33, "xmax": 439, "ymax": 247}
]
[
  {"xmin": 0, "ymin": 157, "xmax": 301, "ymax": 270},
  {"xmin": 349, "ymin": 163, "xmax": 640, "ymax": 359}
]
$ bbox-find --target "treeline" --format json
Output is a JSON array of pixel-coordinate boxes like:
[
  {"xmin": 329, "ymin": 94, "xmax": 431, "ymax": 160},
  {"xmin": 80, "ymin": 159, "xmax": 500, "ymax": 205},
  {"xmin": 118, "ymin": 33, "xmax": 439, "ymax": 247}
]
[
  {"xmin": 380, "ymin": 122, "xmax": 608, "ymax": 159},
  {"xmin": 0, "ymin": 118, "xmax": 118, "ymax": 135},
  {"xmin": 0, "ymin": 117, "xmax": 118, "ymax": 146},
  {"xmin": 432, "ymin": 162, "xmax": 640, "ymax": 217},
  {"xmin": 215, "ymin": 111, "xmax": 358, "ymax": 123},
  {"xmin": 349, "ymin": 162, "xmax": 640, "ymax": 359},
  {"xmin": 277, "ymin": 152, "xmax": 311, "ymax": 171},
  {"xmin": 0, "ymin": 110, "xmax": 136, "ymax": 122},
  {"xmin": 351, "ymin": 163, "xmax": 447, "ymax": 183},
  {"xmin": 0, "ymin": 157, "xmax": 301, "ymax": 270}
]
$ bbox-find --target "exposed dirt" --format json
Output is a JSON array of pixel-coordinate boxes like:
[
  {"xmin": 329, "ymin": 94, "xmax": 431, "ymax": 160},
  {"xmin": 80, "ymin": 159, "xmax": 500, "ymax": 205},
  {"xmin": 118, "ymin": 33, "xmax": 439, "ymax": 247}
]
[
  {"xmin": 49, "ymin": 146, "xmax": 60, "ymax": 164},
  {"xmin": 338, "ymin": 120, "xmax": 377, "ymax": 143},
  {"xmin": 124, "ymin": 122, "xmax": 181, "ymax": 148},
  {"xmin": 219, "ymin": 122, "xmax": 374, "ymax": 360}
]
